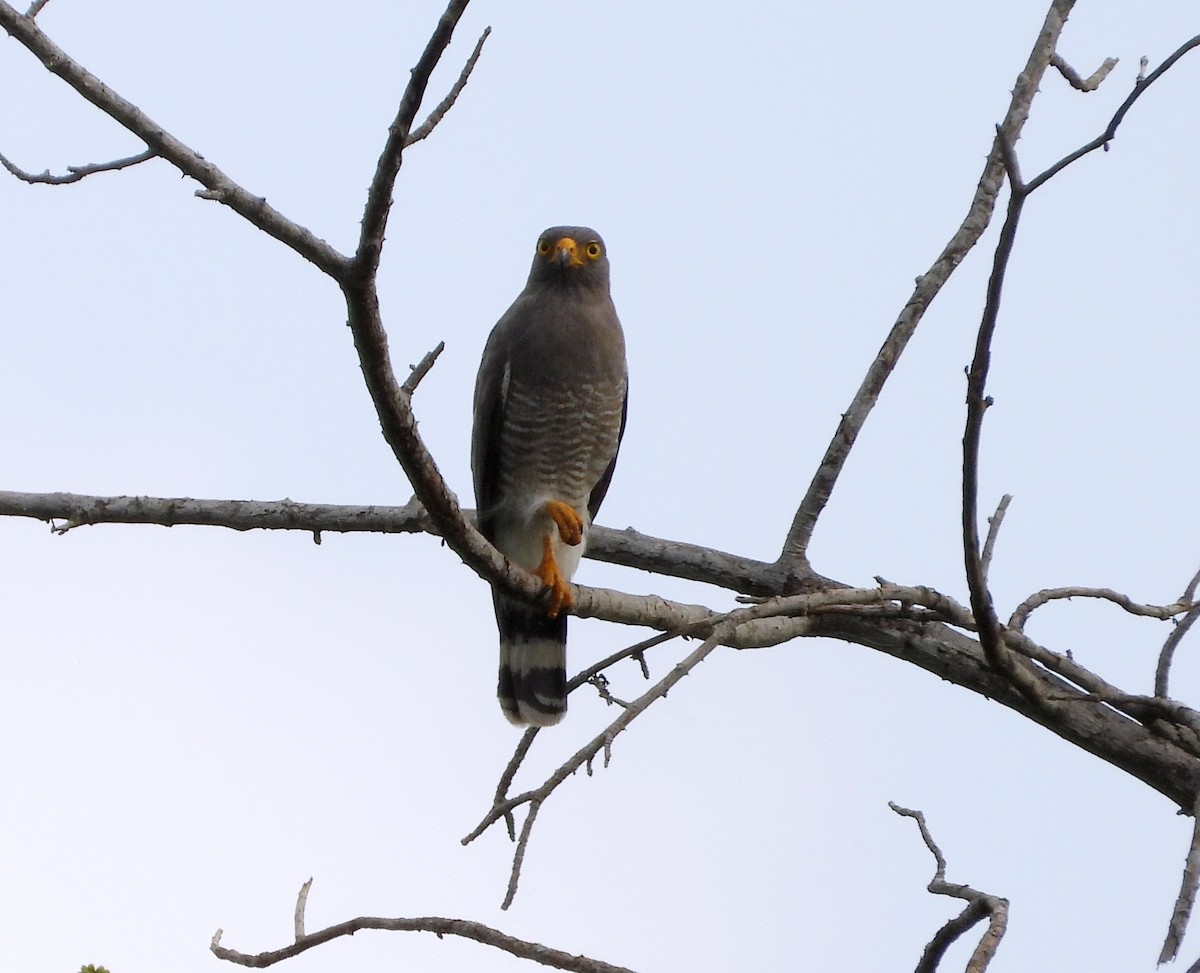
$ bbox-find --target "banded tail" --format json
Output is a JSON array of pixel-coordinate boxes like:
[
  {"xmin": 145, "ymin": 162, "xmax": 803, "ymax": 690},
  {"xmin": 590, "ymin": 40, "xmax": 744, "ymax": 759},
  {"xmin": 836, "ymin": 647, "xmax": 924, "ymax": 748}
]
[{"xmin": 495, "ymin": 593, "xmax": 567, "ymax": 726}]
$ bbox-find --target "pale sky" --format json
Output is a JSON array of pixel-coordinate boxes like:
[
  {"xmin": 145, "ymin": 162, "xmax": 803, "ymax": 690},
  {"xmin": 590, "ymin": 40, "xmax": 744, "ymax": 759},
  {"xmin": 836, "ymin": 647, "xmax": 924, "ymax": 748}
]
[{"xmin": 3, "ymin": 2, "xmax": 1200, "ymax": 971}]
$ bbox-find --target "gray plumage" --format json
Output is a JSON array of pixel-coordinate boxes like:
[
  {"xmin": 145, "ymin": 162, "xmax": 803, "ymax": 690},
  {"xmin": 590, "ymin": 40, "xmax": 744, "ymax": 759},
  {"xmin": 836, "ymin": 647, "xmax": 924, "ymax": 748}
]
[{"xmin": 472, "ymin": 226, "xmax": 628, "ymax": 726}]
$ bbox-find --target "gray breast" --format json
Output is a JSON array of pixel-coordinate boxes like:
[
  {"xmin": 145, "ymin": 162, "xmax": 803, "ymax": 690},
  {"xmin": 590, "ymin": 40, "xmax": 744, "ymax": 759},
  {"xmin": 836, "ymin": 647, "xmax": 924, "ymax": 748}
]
[{"xmin": 497, "ymin": 376, "xmax": 626, "ymax": 507}]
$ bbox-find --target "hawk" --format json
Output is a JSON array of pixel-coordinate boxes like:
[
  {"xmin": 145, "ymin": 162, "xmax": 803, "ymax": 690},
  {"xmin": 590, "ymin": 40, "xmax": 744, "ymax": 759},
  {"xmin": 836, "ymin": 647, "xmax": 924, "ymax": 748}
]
[{"xmin": 472, "ymin": 226, "xmax": 628, "ymax": 726}]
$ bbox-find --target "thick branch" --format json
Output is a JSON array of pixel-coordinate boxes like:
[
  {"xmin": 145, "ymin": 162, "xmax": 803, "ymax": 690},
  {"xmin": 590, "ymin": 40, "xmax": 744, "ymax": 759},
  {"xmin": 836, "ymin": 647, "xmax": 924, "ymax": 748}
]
[
  {"xmin": 4, "ymin": 485, "xmax": 1199, "ymax": 809},
  {"xmin": 817, "ymin": 613, "xmax": 1200, "ymax": 808}
]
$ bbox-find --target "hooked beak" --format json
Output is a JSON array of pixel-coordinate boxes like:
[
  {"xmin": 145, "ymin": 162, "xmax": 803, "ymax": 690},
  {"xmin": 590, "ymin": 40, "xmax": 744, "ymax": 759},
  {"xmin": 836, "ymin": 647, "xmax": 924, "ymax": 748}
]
[{"xmin": 553, "ymin": 236, "xmax": 584, "ymax": 269}]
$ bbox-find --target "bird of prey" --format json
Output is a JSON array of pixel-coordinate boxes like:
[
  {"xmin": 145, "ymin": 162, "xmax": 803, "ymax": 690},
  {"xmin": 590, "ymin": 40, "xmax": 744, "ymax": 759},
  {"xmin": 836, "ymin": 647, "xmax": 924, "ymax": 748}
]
[{"xmin": 472, "ymin": 226, "xmax": 628, "ymax": 726}]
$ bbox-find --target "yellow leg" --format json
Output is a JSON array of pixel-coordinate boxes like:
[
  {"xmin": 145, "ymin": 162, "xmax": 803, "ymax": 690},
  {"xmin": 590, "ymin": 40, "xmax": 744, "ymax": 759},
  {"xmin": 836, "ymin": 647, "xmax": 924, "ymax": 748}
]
[
  {"xmin": 535, "ymin": 533, "xmax": 573, "ymax": 618},
  {"xmin": 543, "ymin": 499, "xmax": 584, "ymax": 546}
]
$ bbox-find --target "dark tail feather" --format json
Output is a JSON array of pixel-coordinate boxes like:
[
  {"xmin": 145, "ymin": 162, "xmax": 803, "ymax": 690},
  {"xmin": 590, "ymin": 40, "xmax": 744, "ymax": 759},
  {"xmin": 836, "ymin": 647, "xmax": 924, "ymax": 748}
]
[{"xmin": 494, "ymin": 592, "xmax": 567, "ymax": 726}]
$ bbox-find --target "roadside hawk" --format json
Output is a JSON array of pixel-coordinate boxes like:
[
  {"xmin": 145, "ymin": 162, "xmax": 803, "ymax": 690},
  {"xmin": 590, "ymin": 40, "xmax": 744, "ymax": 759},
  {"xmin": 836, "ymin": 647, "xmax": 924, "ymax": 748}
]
[{"xmin": 472, "ymin": 226, "xmax": 628, "ymax": 726}]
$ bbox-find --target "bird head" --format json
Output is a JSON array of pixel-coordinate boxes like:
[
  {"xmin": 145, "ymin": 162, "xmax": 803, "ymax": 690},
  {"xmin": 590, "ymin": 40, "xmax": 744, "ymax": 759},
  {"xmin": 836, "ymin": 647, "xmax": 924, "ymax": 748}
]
[{"xmin": 529, "ymin": 226, "xmax": 609, "ymax": 288}]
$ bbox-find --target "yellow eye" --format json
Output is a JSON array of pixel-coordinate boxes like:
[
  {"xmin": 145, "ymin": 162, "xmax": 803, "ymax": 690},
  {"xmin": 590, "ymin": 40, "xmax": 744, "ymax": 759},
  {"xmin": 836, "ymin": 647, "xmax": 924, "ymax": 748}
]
[
  {"xmin": 585, "ymin": 241, "xmax": 602, "ymax": 260},
  {"xmin": 536, "ymin": 239, "xmax": 551, "ymax": 255}
]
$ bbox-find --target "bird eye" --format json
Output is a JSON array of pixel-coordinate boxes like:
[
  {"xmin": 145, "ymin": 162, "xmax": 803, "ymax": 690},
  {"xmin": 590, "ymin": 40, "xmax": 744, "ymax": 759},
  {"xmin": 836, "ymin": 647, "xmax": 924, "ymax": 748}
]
[
  {"xmin": 585, "ymin": 242, "xmax": 602, "ymax": 260},
  {"xmin": 536, "ymin": 239, "xmax": 551, "ymax": 255}
]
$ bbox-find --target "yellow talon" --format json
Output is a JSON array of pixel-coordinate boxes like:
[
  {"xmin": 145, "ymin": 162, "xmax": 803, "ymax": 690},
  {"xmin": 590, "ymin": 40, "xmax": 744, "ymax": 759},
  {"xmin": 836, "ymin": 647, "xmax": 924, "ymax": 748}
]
[
  {"xmin": 543, "ymin": 499, "xmax": 583, "ymax": 546},
  {"xmin": 535, "ymin": 533, "xmax": 573, "ymax": 618}
]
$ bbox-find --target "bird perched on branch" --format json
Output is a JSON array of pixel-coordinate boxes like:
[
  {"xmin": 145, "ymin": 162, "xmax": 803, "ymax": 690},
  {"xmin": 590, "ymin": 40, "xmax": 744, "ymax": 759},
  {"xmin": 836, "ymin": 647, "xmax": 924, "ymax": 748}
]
[{"xmin": 472, "ymin": 226, "xmax": 628, "ymax": 726}]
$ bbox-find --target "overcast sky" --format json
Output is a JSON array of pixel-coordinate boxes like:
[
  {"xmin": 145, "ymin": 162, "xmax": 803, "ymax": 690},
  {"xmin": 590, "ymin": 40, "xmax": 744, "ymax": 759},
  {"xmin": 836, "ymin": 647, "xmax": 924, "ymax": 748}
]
[{"xmin": 3, "ymin": 2, "xmax": 1200, "ymax": 971}]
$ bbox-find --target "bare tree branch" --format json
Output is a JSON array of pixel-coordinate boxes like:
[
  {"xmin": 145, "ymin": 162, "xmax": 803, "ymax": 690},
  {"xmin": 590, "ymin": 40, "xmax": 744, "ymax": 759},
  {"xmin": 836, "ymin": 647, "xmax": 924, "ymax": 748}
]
[
  {"xmin": 1162, "ymin": 796, "xmax": 1200, "ymax": 964},
  {"xmin": 0, "ymin": 146, "xmax": 155, "ymax": 184},
  {"xmin": 328, "ymin": 1, "xmax": 564, "ymax": 618},
  {"xmin": 0, "ymin": 489, "xmax": 786, "ymax": 593},
  {"xmin": 890, "ymin": 803, "xmax": 1009, "ymax": 973},
  {"xmin": 980, "ymin": 494, "xmax": 1012, "ymax": 584},
  {"xmin": 1010, "ymin": 584, "xmax": 1195, "ymax": 632},
  {"xmin": 1050, "ymin": 52, "xmax": 1119, "ymax": 91},
  {"xmin": 400, "ymin": 341, "xmax": 446, "ymax": 394},
  {"xmin": 1027, "ymin": 35, "xmax": 1200, "ymax": 194},
  {"xmin": 4, "ymin": 1, "xmax": 1200, "ymax": 966},
  {"xmin": 293, "ymin": 878, "xmax": 312, "ymax": 940},
  {"xmin": 776, "ymin": 0, "xmax": 1079, "ymax": 573},
  {"xmin": 0, "ymin": 4, "xmax": 350, "ymax": 279},
  {"xmin": 957, "ymin": 33, "xmax": 1200, "ymax": 722},
  {"xmin": 355, "ymin": 0, "xmax": 471, "ymax": 279},
  {"xmin": 405, "ymin": 26, "xmax": 492, "ymax": 146},
  {"xmin": 0, "ymin": 0, "xmax": 541, "ymax": 617},
  {"xmin": 961, "ymin": 125, "xmax": 1042, "ymax": 706},
  {"xmin": 1002, "ymin": 627, "xmax": 1200, "ymax": 742},
  {"xmin": 211, "ymin": 880, "xmax": 638, "ymax": 972},
  {"xmin": 6, "ymin": 480, "xmax": 1200, "ymax": 810},
  {"xmin": 463, "ymin": 626, "xmax": 730, "ymax": 907},
  {"xmin": 1156, "ymin": 569, "xmax": 1200, "ymax": 698},
  {"xmin": 1159, "ymin": 607, "xmax": 1200, "ymax": 700}
]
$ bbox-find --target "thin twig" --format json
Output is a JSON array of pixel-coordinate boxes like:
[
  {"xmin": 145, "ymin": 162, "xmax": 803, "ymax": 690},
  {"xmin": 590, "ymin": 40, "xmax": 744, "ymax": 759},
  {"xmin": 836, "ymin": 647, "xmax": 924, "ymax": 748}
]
[
  {"xmin": 587, "ymin": 674, "xmax": 631, "ymax": 709},
  {"xmin": 1050, "ymin": 52, "xmax": 1119, "ymax": 91},
  {"xmin": 1158, "ymin": 607, "xmax": 1200, "ymax": 700},
  {"xmin": 980, "ymin": 494, "xmax": 1012, "ymax": 584},
  {"xmin": 24, "ymin": 0, "xmax": 48, "ymax": 15},
  {"xmin": 1162, "ymin": 795, "xmax": 1200, "ymax": 964},
  {"xmin": 1159, "ymin": 568, "xmax": 1200, "ymax": 696},
  {"xmin": 502, "ymin": 798, "xmax": 543, "ymax": 909},
  {"xmin": 568, "ymin": 631, "xmax": 676, "ymax": 691},
  {"xmin": 405, "ymin": 26, "xmax": 491, "ymax": 146},
  {"xmin": 1010, "ymin": 585, "xmax": 1194, "ymax": 633},
  {"xmin": 0, "ymin": 146, "xmax": 155, "ymax": 184},
  {"xmin": 0, "ymin": 4, "xmax": 349, "ymax": 278},
  {"xmin": 890, "ymin": 803, "xmax": 1009, "ymax": 973},
  {"xmin": 293, "ymin": 878, "xmax": 312, "ymax": 940},
  {"xmin": 492, "ymin": 728, "xmax": 537, "ymax": 841},
  {"xmin": 400, "ymin": 341, "xmax": 445, "ymax": 394}
]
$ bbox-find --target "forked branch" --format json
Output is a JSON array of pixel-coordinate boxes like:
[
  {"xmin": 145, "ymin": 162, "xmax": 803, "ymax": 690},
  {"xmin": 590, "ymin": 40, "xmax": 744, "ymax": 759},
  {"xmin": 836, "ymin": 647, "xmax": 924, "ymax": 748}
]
[
  {"xmin": 891, "ymin": 803, "xmax": 1008, "ymax": 973},
  {"xmin": 463, "ymin": 626, "xmax": 729, "ymax": 908},
  {"xmin": 0, "ymin": 3, "xmax": 349, "ymax": 277}
]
